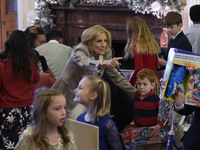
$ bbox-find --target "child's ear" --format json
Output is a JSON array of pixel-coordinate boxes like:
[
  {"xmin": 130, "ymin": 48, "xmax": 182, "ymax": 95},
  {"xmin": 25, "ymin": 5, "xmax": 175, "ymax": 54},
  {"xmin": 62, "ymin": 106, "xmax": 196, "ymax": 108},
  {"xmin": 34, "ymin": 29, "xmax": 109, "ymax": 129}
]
[
  {"xmin": 179, "ymin": 23, "xmax": 183, "ymax": 29},
  {"xmin": 90, "ymin": 92, "xmax": 97, "ymax": 101},
  {"xmin": 151, "ymin": 82, "xmax": 156, "ymax": 89}
]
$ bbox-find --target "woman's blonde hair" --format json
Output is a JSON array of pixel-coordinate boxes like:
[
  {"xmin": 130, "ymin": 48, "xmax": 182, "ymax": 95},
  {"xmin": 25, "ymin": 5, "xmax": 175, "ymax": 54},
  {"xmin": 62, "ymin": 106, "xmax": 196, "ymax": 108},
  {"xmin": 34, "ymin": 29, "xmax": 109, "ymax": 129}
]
[
  {"xmin": 81, "ymin": 25, "xmax": 112, "ymax": 58},
  {"xmin": 32, "ymin": 88, "xmax": 70, "ymax": 150},
  {"xmin": 125, "ymin": 16, "xmax": 160, "ymax": 58},
  {"xmin": 84, "ymin": 76, "xmax": 111, "ymax": 122}
]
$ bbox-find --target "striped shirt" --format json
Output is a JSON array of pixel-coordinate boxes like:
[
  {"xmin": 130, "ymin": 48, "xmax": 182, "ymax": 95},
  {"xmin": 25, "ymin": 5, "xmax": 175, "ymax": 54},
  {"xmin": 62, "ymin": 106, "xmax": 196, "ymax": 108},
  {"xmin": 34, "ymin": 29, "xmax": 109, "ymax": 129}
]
[{"xmin": 133, "ymin": 90, "xmax": 164, "ymax": 127}]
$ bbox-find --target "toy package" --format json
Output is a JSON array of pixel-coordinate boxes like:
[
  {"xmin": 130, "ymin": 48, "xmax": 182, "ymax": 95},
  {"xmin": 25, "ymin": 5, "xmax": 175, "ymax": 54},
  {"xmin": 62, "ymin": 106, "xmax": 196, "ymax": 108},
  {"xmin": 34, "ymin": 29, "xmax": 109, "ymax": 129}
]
[
  {"xmin": 120, "ymin": 69, "xmax": 134, "ymax": 81},
  {"xmin": 160, "ymin": 48, "xmax": 200, "ymax": 107},
  {"xmin": 120, "ymin": 123, "xmax": 169, "ymax": 150}
]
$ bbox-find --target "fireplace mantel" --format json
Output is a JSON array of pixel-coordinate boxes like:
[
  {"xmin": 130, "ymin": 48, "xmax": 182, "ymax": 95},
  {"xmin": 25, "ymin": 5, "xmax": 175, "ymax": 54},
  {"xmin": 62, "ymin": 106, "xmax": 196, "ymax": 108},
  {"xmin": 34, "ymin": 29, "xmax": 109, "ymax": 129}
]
[{"xmin": 51, "ymin": 5, "xmax": 163, "ymax": 48}]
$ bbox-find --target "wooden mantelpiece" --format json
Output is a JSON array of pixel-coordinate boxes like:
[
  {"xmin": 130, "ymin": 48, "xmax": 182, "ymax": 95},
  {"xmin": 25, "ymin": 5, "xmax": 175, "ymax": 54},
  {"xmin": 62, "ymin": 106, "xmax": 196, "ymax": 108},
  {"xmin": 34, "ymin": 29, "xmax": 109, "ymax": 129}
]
[{"xmin": 51, "ymin": 5, "xmax": 163, "ymax": 48}]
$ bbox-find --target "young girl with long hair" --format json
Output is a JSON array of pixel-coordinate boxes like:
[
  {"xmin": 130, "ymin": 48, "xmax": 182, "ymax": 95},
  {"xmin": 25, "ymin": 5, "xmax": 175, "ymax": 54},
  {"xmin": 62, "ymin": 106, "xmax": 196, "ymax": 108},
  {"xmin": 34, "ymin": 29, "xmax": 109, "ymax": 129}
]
[
  {"xmin": 15, "ymin": 88, "xmax": 77, "ymax": 150},
  {"xmin": 0, "ymin": 30, "xmax": 40, "ymax": 149},
  {"xmin": 125, "ymin": 16, "xmax": 161, "ymax": 95},
  {"xmin": 74, "ymin": 76, "xmax": 123, "ymax": 150}
]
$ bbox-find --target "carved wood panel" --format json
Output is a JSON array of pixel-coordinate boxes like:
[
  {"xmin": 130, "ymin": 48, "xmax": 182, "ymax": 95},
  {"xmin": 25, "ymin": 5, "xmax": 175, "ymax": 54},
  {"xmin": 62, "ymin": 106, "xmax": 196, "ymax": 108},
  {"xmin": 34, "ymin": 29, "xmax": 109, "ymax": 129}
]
[{"xmin": 51, "ymin": 5, "xmax": 163, "ymax": 48}]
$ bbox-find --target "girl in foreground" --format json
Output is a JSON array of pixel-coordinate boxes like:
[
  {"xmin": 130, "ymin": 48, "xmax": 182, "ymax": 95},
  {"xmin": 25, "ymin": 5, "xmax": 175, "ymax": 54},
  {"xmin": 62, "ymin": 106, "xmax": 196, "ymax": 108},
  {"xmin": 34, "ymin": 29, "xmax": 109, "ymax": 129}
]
[
  {"xmin": 74, "ymin": 76, "xmax": 123, "ymax": 150},
  {"xmin": 15, "ymin": 88, "xmax": 77, "ymax": 150}
]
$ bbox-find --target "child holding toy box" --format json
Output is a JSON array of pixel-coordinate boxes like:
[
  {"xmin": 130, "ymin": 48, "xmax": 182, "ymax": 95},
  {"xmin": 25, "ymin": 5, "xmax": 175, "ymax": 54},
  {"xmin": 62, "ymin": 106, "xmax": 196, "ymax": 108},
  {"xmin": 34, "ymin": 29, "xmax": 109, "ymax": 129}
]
[
  {"xmin": 133, "ymin": 69, "xmax": 164, "ymax": 150},
  {"xmin": 162, "ymin": 11, "xmax": 193, "ymax": 147}
]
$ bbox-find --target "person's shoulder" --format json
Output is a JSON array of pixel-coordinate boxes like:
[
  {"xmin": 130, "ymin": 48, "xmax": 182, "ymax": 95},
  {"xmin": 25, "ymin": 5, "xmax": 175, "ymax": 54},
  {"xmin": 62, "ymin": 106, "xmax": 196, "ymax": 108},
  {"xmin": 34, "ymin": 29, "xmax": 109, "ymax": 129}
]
[
  {"xmin": 60, "ymin": 44, "xmax": 73, "ymax": 52},
  {"xmin": 147, "ymin": 93, "xmax": 159, "ymax": 101},
  {"xmin": 185, "ymin": 24, "xmax": 200, "ymax": 34},
  {"xmin": 17, "ymin": 126, "xmax": 34, "ymax": 143},
  {"xmin": 76, "ymin": 113, "xmax": 86, "ymax": 121},
  {"xmin": 35, "ymin": 43, "xmax": 47, "ymax": 51},
  {"xmin": 60, "ymin": 43, "xmax": 72, "ymax": 48},
  {"xmin": 179, "ymin": 31, "xmax": 188, "ymax": 39},
  {"xmin": 176, "ymin": 32, "xmax": 192, "ymax": 44},
  {"xmin": 98, "ymin": 114, "xmax": 112, "ymax": 123},
  {"xmin": 14, "ymin": 126, "xmax": 35, "ymax": 149},
  {"xmin": 73, "ymin": 44, "xmax": 91, "ymax": 56},
  {"xmin": 22, "ymin": 126, "xmax": 34, "ymax": 136},
  {"xmin": 151, "ymin": 93, "xmax": 159, "ymax": 99}
]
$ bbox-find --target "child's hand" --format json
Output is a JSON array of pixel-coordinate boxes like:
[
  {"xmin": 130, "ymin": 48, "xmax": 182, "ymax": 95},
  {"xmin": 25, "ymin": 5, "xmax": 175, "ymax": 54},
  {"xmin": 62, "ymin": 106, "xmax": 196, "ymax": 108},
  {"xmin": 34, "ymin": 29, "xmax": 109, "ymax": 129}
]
[
  {"xmin": 150, "ymin": 124, "xmax": 161, "ymax": 138},
  {"xmin": 174, "ymin": 91, "xmax": 185, "ymax": 107}
]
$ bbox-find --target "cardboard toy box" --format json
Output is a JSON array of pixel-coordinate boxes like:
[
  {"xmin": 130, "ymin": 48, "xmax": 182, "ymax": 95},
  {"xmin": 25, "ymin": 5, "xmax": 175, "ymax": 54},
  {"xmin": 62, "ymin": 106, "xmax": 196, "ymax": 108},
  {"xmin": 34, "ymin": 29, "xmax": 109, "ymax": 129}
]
[
  {"xmin": 120, "ymin": 125, "xmax": 169, "ymax": 150},
  {"xmin": 160, "ymin": 48, "xmax": 200, "ymax": 107}
]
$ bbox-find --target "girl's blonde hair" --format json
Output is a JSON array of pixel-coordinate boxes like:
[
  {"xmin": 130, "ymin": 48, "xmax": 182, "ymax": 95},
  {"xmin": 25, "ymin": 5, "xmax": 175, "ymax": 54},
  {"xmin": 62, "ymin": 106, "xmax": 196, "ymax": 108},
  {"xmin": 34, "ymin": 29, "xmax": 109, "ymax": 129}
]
[
  {"xmin": 125, "ymin": 16, "xmax": 160, "ymax": 59},
  {"xmin": 81, "ymin": 25, "xmax": 112, "ymax": 58},
  {"xmin": 32, "ymin": 88, "xmax": 70, "ymax": 150},
  {"xmin": 84, "ymin": 76, "xmax": 111, "ymax": 122}
]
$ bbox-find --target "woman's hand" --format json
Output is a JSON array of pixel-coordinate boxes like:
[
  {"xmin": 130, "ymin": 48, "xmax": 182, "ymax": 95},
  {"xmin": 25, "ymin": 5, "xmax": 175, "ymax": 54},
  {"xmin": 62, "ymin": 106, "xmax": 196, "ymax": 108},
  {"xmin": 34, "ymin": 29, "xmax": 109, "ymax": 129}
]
[{"xmin": 102, "ymin": 57, "xmax": 123, "ymax": 68}]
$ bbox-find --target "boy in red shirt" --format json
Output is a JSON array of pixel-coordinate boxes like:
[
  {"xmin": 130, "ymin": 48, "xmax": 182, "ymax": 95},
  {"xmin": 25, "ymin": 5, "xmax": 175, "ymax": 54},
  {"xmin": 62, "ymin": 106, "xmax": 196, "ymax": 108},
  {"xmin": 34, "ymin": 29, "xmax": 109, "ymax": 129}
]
[{"xmin": 133, "ymin": 69, "xmax": 164, "ymax": 150}]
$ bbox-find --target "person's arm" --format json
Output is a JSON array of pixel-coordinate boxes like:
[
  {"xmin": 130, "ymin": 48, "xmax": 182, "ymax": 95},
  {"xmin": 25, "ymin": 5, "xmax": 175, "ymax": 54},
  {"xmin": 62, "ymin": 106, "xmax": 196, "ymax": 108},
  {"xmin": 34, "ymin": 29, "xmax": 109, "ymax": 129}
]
[
  {"xmin": 39, "ymin": 56, "xmax": 49, "ymax": 72},
  {"xmin": 104, "ymin": 119, "xmax": 123, "ymax": 150},
  {"xmin": 105, "ymin": 67, "xmax": 136, "ymax": 99},
  {"xmin": 174, "ymin": 91, "xmax": 195, "ymax": 115},
  {"xmin": 73, "ymin": 50, "xmax": 102, "ymax": 72},
  {"xmin": 150, "ymin": 97, "xmax": 163, "ymax": 138},
  {"xmin": 45, "ymin": 69, "xmax": 56, "ymax": 85},
  {"xmin": 31, "ymin": 61, "xmax": 40, "ymax": 84},
  {"xmin": 100, "ymin": 57, "xmax": 122, "ymax": 68},
  {"xmin": 175, "ymin": 91, "xmax": 185, "ymax": 107},
  {"xmin": 158, "ymin": 58, "xmax": 167, "ymax": 67},
  {"xmin": 150, "ymin": 124, "xmax": 161, "ymax": 138},
  {"xmin": 73, "ymin": 50, "xmax": 122, "ymax": 72}
]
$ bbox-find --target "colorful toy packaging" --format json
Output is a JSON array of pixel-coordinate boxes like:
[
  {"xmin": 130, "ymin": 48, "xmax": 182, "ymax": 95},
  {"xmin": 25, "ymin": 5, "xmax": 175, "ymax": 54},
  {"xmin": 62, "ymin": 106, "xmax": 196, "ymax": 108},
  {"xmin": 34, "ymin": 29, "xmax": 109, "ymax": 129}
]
[
  {"xmin": 160, "ymin": 48, "xmax": 200, "ymax": 107},
  {"xmin": 120, "ymin": 122, "xmax": 169, "ymax": 150}
]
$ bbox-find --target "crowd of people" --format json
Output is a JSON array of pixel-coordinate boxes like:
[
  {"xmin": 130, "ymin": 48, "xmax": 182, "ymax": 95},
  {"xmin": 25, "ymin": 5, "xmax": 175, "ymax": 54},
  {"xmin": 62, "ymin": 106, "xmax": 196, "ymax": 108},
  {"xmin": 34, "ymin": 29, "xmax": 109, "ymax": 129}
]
[{"xmin": 0, "ymin": 4, "xmax": 200, "ymax": 150}]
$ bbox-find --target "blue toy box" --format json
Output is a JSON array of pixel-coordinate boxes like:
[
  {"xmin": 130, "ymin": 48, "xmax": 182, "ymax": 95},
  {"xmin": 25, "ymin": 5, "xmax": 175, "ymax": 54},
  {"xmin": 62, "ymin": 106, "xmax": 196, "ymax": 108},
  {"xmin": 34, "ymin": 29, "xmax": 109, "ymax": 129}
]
[{"xmin": 160, "ymin": 48, "xmax": 200, "ymax": 107}]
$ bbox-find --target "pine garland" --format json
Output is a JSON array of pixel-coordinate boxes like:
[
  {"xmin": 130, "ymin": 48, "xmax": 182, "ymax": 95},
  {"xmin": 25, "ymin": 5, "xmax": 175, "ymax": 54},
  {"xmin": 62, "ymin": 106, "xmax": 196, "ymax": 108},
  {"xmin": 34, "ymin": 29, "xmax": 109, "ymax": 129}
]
[{"xmin": 33, "ymin": 0, "xmax": 182, "ymax": 29}]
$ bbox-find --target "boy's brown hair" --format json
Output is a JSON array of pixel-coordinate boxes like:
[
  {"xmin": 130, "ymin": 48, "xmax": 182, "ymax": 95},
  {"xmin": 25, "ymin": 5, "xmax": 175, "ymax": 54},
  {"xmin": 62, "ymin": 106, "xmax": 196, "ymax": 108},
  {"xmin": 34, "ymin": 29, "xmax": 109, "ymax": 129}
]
[
  {"xmin": 164, "ymin": 11, "xmax": 182, "ymax": 26},
  {"xmin": 137, "ymin": 69, "xmax": 155, "ymax": 84}
]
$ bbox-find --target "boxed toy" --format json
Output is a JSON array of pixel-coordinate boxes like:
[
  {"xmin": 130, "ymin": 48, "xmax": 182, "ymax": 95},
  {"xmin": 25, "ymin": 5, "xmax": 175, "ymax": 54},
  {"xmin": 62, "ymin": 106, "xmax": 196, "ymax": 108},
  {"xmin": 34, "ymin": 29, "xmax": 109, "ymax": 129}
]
[
  {"xmin": 120, "ymin": 125, "xmax": 169, "ymax": 150},
  {"xmin": 160, "ymin": 48, "xmax": 200, "ymax": 107},
  {"xmin": 120, "ymin": 69, "xmax": 134, "ymax": 81}
]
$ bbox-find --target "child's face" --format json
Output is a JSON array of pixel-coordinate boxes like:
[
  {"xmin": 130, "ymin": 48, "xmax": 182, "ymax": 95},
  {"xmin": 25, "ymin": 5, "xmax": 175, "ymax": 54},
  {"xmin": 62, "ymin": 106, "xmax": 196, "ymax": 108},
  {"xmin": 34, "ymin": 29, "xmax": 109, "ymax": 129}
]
[
  {"xmin": 136, "ymin": 77, "xmax": 154, "ymax": 98},
  {"xmin": 45, "ymin": 95, "xmax": 66, "ymax": 128},
  {"xmin": 74, "ymin": 77, "xmax": 96, "ymax": 106},
  {"xmin": 166, "ymin": 23, "xmax": 182, "ymax": 36}
]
